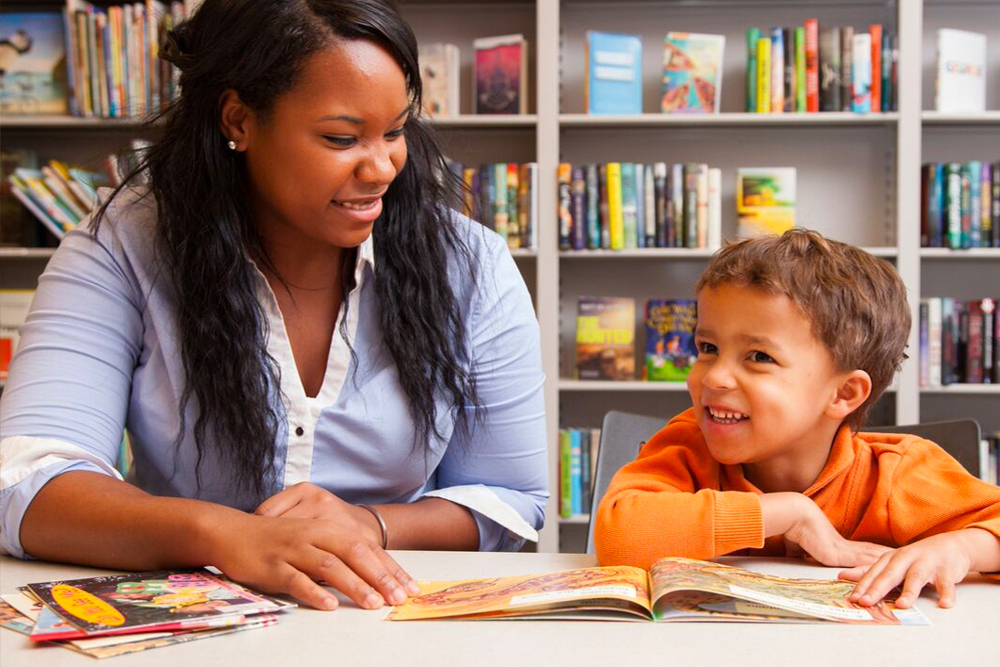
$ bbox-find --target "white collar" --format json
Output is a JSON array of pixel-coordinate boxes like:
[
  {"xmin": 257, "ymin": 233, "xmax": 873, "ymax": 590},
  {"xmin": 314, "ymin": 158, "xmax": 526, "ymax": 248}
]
[{"xmin": 356, "ymin": 233, "xmax": 376, "ymax": 278}]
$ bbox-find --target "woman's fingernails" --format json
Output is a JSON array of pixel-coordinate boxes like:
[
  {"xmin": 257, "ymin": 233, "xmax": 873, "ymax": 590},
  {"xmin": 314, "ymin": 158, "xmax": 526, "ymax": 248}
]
[
  {"xmin": 406, "ymin": 580, "xmax": 421, "ymax": 596},
  {"xmin": 322, "ymin": 597, "xmax": 338, "ymax": 610},
  {"xmin": 365, "ymin": 592, "xmax": 384, "ymax": 609}
]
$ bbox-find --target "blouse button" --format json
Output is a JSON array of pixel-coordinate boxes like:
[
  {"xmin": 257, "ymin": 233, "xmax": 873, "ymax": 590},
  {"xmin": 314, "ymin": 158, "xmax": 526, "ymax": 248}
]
[{"xmin": 295, "ymin": 426, "xmax": 305, "ymax": 437}]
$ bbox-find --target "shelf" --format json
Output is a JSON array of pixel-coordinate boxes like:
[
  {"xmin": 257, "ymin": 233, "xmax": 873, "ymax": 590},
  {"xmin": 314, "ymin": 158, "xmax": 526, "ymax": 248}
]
[
  {"xmin": 0, "ymin": 247, "xmax": 57, "ymax": 259},
  {"xmin": 559, "ymin": 380, "xmax": 689, "ymax": 392},
  {"xmin": 1, "ymin": 115, "xmax": 152, "ymax": 129},
  {"xmin": 921, "ymin": 384, "xmax": 1000, "ymax": 395},
  {"xmin": 561, "ymin": 247, "xmax": 898, "ymax": 259},
  {"xmin": 426, "ymin": 115, "xmax": 536, "ymax": 128},
  {"xmin": 920, "ymin": 248, "xmax": 1000, "ymax": 259},
  {"xmin": 559, "ymin": 112, "xmax": 899, "ymax": 129},
  {"xmin": 921, "ymin": 111, "xmax": 1000, "ymax": 126},
  {"xmin": 509, "ymin": 248, "xmax": 537, "ymax": 258},
  {"xmin": 559, "ymin": 515, "xmax": 590, "ymax": 525}
]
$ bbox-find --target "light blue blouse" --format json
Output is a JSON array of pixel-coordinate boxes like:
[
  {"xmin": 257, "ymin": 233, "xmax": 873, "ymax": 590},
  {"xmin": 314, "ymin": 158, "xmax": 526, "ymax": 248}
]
[{"xmin": 0, "ymin": 187, "xmax": 548, "ymax": 558}]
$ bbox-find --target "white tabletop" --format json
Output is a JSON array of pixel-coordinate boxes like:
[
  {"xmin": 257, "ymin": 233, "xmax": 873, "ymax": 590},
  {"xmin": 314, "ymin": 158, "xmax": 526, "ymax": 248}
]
[{"xmin": 1, "ymin": 551, "xmax": 997, "ymax": 667}]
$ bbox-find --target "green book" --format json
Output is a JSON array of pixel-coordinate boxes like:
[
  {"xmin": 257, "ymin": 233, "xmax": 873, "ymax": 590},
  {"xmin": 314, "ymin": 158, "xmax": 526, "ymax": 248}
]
[
  {"xmin": 747, "ymin": 28, "xmax": 760, "ymax": 111},
  {"xmin": 795, "ymin": 26, "xmax": 806, "ymax": 112}
]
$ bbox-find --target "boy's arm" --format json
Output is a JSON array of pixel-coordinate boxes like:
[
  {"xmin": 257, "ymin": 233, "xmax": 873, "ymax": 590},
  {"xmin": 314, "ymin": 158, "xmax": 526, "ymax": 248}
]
[{"xmin": 595, "ymin": 415, "xmax": 771, "ymax": 569}]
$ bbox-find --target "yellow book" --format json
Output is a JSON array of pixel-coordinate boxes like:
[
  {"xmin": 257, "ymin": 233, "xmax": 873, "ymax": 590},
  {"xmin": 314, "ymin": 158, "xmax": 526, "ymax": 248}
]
[
  {"xmin": 756, "ymin": 38, "xmax": 771, "ymax": 113},
  {"xmin": 606, "ymin": 162, "xmax": 624, "ymax": 249}
]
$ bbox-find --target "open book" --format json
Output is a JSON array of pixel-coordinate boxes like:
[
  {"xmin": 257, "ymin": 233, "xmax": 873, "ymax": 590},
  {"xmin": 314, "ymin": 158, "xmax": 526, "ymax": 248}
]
[{"xmin": 387, "ymin": 557, "xmax": 928, "ymax": 625}]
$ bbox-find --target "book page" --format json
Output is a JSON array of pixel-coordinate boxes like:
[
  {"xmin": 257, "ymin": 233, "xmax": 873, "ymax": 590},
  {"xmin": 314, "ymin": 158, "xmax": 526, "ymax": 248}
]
[{"xmin": 387, "ymin": 565, "xmax": 651, "ymax": 621}]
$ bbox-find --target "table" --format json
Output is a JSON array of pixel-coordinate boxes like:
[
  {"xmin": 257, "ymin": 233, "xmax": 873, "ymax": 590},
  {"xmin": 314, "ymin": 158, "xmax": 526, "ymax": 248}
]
[{"xmin": 1, "ymin": 551, "xmax": 997, "ymax": 667}]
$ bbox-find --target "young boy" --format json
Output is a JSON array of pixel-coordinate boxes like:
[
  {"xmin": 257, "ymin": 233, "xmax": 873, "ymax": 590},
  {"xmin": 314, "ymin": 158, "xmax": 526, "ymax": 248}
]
[{"xmin": 594, "ymin": 229, "xmax": 1000, "ymax": 609}]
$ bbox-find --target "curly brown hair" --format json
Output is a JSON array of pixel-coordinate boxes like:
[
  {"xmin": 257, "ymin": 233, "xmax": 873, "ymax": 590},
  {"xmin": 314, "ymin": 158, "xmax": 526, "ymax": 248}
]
[{"xmin": 697, "ymin": 229, "xmax": 910, "ymax": 431}]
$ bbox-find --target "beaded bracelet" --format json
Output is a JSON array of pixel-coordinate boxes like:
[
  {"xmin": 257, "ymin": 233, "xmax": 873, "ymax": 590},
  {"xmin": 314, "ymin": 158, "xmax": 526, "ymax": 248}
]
[{"xmin": 357, "ymin": 503, "xmax": 388, "ymax": 549}]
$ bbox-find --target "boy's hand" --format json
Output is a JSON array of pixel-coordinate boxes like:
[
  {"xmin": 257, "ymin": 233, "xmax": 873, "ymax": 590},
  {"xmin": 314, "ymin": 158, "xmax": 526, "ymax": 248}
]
[
  {"xmin": 839, "ymin": 528, "xmax": 1000, "ymax": 609},
  {"xmin": 762, "ymin": 493, "xmax": 890, "ymax": 567}
]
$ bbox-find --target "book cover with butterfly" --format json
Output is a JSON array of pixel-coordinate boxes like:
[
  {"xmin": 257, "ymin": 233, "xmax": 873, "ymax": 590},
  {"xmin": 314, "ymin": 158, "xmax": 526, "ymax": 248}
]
[{"xmin": 661, "ymin": 32, "xmax": 725, "ymax": 114}]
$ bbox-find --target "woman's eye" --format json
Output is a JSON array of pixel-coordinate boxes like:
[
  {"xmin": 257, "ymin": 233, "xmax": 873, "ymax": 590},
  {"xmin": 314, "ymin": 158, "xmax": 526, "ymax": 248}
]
[
  {"xmin": 697, "ymin": 342, "xmax": 717, "ymax": 354},
  {"xmin": 324, "ymin": 136, "xmax": 356, "ymax": 147},
  {"xmin": 385, "ymin": 128, "xmax": 405, "ymax": 140},
  {"xmin": 749, "ymin": 351, "xmax": 774, "ymax": 363}
]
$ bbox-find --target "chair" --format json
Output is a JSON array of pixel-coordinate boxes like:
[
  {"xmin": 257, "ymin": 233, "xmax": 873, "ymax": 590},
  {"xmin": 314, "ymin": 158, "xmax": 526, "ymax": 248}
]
[
  {"xmin": 585, "ymin": 410, "xmax": 667, "ymax": 554},
  {"xmin": 583, "ymin": 413, "xmax": 983, "ymax": 555},
  {"xmin": 869, "ymin": 419, "xmax": 982, "ymax": 477}
]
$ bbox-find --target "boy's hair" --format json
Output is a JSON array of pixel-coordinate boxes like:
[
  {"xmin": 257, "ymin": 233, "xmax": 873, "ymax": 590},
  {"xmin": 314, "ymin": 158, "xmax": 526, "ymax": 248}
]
[{"xmin": 697, "ymin": 229, "xmax": 910, "ymax": 431}]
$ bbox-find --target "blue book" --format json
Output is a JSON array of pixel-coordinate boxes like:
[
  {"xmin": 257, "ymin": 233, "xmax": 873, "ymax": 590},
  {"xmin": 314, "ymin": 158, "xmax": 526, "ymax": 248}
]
[
  {"xmin": 969, "ymin": 161, "xmax": 982, "ymax": 248},
  {"xmin": 570, "ymin": 429, "xmax": 583, "ymax": 515},
  {"xmin": 930, "ymin": 163, "xmax": 944, "ymax": 248},
  {"xmin": 585, "ymin": 31, "xmax": 642, "ymax": 115}
]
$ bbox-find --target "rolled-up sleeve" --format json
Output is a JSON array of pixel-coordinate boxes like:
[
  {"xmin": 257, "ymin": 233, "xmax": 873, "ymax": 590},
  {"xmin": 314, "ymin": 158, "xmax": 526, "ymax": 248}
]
[
  {"xmin": 0, "ymin": 215, "xmax": 143, "ymax": 558},
  {"xmin": 430, "ymin": 232, "xmax": 548, "ymax": 551}
]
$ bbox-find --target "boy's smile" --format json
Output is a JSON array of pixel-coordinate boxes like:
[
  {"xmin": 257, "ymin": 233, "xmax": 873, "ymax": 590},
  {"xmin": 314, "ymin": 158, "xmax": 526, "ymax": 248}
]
[{"xmin": 687, "ymin": 284, "xmax": 854, "ymax": 493}]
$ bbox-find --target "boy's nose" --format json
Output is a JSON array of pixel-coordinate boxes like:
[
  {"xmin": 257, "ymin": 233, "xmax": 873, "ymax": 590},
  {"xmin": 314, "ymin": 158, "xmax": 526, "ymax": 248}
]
[{"xmin": 701, "ymin": 361, "xmax": 737, "ymax": 390}]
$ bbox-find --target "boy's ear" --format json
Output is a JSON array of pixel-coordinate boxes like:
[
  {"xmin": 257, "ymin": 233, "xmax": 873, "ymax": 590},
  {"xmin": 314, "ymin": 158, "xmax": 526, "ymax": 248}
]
[
  {"xmin": 826, "ymin": 370, "xmax": 872, "ymax": 421},
  {"xmin": 219, "ymin": 89, "xmax": 253, "ymax": 152}
]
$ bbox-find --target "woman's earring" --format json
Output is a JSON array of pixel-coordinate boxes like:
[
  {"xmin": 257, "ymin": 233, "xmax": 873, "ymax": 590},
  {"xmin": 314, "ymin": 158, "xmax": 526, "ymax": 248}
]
[{"xmin": 227, "ymin": 139, "xmax": 238, "ymax": 150}]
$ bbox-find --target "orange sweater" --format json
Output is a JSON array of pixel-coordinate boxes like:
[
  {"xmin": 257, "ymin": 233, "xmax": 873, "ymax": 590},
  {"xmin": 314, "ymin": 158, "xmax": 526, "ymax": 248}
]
[{"xmin": 595, "ymin": 408, "xmax": 1000, "ymax": 571}]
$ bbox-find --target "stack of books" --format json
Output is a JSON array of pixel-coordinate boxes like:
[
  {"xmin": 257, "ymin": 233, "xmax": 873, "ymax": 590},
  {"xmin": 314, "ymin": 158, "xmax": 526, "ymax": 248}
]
[
  {"xmin": 4, "ymin": 159, "xmax": 108, "ymax": 240},
  {"xmin": 558, "ymin": 427, "xmax": 601, "ymax": 518},
  {"xmin": 919, "ymin": 297, "xmax": 998, "ymax": 387},
  {"xmin": 921, "ymin": 160, "xmax": 999, "ymax": 249},
  {"xmin": 0, "ymin": 569, "xmax": 292, "ymax": 659}
]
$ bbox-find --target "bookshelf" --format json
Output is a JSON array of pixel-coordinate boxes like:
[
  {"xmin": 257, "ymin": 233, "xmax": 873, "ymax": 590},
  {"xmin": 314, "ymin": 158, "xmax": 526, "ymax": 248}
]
[{"xmin": 1, "ymin": 0, "xmax": 998, "ymax": 555}]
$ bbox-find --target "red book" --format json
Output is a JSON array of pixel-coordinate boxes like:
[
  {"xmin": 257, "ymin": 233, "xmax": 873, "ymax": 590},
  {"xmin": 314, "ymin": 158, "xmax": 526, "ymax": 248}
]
[
  {"xmin": 869, "ymin": 25, "xmax": 882, "ymax": 113},
  {"xmin": 966, "ymin": 300, "xmax": 984, "ymax": 384},
  {"xmin": 804, "ymin": 19, "xmax": 819, "ymax": 112}
]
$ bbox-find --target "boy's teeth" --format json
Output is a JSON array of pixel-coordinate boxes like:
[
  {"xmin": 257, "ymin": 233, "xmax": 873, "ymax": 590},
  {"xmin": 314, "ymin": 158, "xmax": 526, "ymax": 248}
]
[{"xmin": 708, "ymin": 407, "xmax": 748, "ymax": 421}]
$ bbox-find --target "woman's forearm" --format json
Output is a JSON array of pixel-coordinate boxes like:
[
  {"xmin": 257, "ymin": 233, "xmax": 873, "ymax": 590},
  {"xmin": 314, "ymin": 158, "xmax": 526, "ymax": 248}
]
[
  {"xmin": 376, "ymin": 498, "xmax": 479, "ymax": 551},
  {"xmin": 19, "ymin": 470, "xmax": 243, "ymax": 569}
]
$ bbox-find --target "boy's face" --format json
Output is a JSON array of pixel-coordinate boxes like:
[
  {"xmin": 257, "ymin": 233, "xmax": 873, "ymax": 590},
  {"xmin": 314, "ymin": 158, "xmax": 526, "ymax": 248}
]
[{"xmin": 687, "ymin": 284, "xmax": 848, "ymax": 485}]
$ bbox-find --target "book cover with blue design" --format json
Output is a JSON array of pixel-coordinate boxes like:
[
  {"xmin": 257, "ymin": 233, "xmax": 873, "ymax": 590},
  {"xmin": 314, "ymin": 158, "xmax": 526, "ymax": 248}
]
[
  {"xmin": 661, "ymin": 32, "xmax": 725, "ymax": 114},
  {"xmin": 585, "ymin": 31, "xmax": 642, "ymax": 115},
  {"xmin": 0, "ymin": 13, "xmax": 68, "ymax": 115},
  {"xmin": 644, "ymin": 299, "xmax": 697, "ymax": 382}
]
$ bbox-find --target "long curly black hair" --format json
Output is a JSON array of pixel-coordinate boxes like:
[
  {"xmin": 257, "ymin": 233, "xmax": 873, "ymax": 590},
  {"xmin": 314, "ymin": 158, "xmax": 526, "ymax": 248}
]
[{"xmin": 94, "ymin": 0, "xmax": 480, "ymax": 502}]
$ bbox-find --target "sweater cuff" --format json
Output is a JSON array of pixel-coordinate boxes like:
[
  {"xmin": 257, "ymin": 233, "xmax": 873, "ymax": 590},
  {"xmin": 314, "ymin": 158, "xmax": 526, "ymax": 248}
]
[{"xmin": 713, "ymin": 491, "xmax": 765, "ymax": 555}]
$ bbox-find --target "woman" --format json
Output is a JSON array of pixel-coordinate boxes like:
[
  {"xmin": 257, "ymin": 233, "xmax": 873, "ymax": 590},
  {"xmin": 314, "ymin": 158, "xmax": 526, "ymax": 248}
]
[{"xmin": 0, "ymin": 0, "xmax": 547, "ymax": 612}]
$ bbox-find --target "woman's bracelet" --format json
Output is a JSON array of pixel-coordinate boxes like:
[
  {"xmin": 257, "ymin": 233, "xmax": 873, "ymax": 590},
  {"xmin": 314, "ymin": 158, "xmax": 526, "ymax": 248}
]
[{"xmin": 357, "ymin": 503, "xmax": 388, "ymax": 550}]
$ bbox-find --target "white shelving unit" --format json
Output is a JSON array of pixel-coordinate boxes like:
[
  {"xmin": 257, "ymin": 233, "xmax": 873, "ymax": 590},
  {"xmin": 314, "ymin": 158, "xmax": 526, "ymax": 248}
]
[{"xmin": 2, "ymin": 0, "xmax": 998, "ymax": 554}]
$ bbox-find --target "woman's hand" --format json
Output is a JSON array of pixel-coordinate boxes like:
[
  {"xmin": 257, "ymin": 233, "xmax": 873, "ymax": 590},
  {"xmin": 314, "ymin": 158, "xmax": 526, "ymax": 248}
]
[{"xmin": 201, "ymin": 484, "xmax": 419, "ymax": 611}]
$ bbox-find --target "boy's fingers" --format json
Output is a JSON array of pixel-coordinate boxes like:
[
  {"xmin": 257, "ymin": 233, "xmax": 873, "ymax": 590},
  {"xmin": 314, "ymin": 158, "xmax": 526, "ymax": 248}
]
[
  {"xmin": 849, "ymin": 553, "xmax": 890, "ymax": 601},
  {"xmin": 838, "ymin": 565, "xmax": 865, "ymax": 582},
  {"xmin": 894, "ymin": 568, "xmax": 930, "ymax": 608},
  {"xmin": 859, "ymin": 558, "xmax": 915, "ymax": 606},
  {"xmin": 934, "ymin": 577, "xmax": 956, "ymax": 608}
]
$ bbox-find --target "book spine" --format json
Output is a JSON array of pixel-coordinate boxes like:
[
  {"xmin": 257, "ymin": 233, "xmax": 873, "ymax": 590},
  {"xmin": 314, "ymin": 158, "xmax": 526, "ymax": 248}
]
[
  {"xmin": 620, "ymin": 163, "xmax": 638, "ymax": 249},
  {"xmin": 599, "ymin": 164, "xmax": 610, "ymax": 248},
  {"xmin": 570, "ymin": 167, "xmax": 587, "ymax": 250},
  {"xmin": 707, "ymin": 168, "xmax": 721, "ymax": 250},
  {"xmin": 770, "ymin": 28, "xmax": 784, "ymax": 113},
  {"xmin": 969, "ymin": 161, "xmax": 982, "ymax": 248},
  {"xmin": 644, "ymin": 164, "xmax": 656, "ymax": 248},
  {"xmin": 559, "ymin": 430, "xmax": 572, "ymax": 518},
  {"xmin": 747, "ymin": 28, "xmax": 760, "ymax": 112},
  {"xmin": 942, "ymin": 298, "xmax": 956, "ymax": 385},
  {"xmin": 840, "ymin": 26, "xmax": 854, "ymax": 112},
  {"xmin": 967, "ymin": 300, "xmax": 984, "ymax": 384},
  {"xmin": 634, "ymin": 163, "xmax": 645, "ymax": 248},
  {"xmin": 945, "ymin": 163, "xmax": 962, "ymax": 249},
  {"xmin": 506, "ymin": 163, "xmax": 520, "ymax": 248},
  {"xmin": 683, "ymin": 164, "xmax": 699, "ymax": 248},
  {"xmin": 795, "ymin": 26, "xmax": 806, "ymax": 112},
  {"xmin": 921, "ymin": 164, "xmax": 931, "ymax": 247},
  {"xmin": 852, "ymin": 33, "xmax": 871, "ymax": 113},
  {"xmin": 919, "ymin": 300, "xmax": 929, "ymax": 387},
  {"xmin": 805, "ymin": 19, "xmax": 819, "ymax": 112},
  {"xmin": 783, "ymin": 27, "xmax": 795, "ymax": 112},
  {"xmin": 890, "ymin": 33, "xmax": 898, "ymax": 111},
  {"xmin": 654, "ymin": 162, "xmax": 668, "ymax": 248},
  {"xmin": 960, "ymin": 163, "xmax": 972, "ymax": 249},
  {"xmin": 607, "ymin": 162, "xmax": 624, "ymax": 249},
  {"xmin": 928, "ymin": 297, "xmax": 942, "ymax": 387},
  {"xmin": 696, "ymin": 164, "xmax": 709, "ymax": 248},
  {"xmin": 756, "ymin": 37, "xmax": 771, "ymax": 113},
  {"xmin": 670, "ymin": 163, "xmax": 684, "ymax": 247},
  {"xmin": 558, "ymin": 162, "xmax": 572, "ymax": 249},
  {"xmin": 570, "ymin": 429, "xmax": 582, "ymax": 515},
  {"xmin": 982, "ymin": 299, "xmax": 996, "ymax": 383},
  {"xmin": 869, "ymin": 24, "xmax": 882, "ymax": 112},
  {"xmin": 881, "ymin": 31, "xmax": 892, "ymax": 112},
  {"xmin": 931, "ymin": 163, "xmax": 944, "ymax": 248},
  {"xmin": 6, "ymin": 176, "xmax": 66, "ymax": 239},
  {"xmin": 994, "ymin": 161, "xmax": 1000, "ymax": 247},
  {"xmin": 579, "ymin": 430, "xmax": 591, "ymax": 515},
  {"xmin": 585, "ymin": 164, "xmax": 601, "ymax": 249},
  {"xmin": 981, "ymin": 163, "xmax": 992, "ymax": 248},
  {"xmin": 528, "ymin": 162, "xmax": 538, "ymax": 249},
  {"xmin": 819, "ymin": 27, "xmax": 841, "ymax": 112}
]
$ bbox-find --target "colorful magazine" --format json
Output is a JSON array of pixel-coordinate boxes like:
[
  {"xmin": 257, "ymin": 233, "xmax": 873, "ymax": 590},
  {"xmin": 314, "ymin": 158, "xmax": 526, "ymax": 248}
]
[
  {"xmin": 387, "ymin": 557, "xmax": 929, "ymax": 625},
  {"xmin": 661, "ymin": 32, "xmax": 725, "ymax": 114},
  {"xmin": 644, "ymin": 299, "xmax": 697, "ymax": 382},
  {"xmin": 25, "ymin": 569, "xmax": 292, "ymax": 640},
  {"xmin": 0, "ymin": 12, "xmax": 69, "ymax": 114}
]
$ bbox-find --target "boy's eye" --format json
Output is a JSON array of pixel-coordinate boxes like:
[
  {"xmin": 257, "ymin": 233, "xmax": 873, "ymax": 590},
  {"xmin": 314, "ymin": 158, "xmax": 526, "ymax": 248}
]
[
  {"xmin": 323, "ymin": 135, "xmax": 356, "ymax": 147},
  {"xmin": 697, "ymin": 341, "xmax": 717, "ymax": 355},
  {"xmin": 749, "ymin": 350, "xmax": 775, "ymax": 363}
]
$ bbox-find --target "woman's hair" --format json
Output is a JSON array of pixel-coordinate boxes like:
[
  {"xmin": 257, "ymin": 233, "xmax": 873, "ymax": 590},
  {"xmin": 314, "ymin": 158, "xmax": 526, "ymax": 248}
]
[
  {"xmin": 95, "ymin": 0, "xmax": 479, "ymax": 502},
  {"xmin": 697, "ymin": 229, "xmax": 910, "ymax": 431}
]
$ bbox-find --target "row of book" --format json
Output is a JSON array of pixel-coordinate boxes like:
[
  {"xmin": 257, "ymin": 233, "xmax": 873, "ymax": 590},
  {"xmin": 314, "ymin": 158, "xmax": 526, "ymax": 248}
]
[
  {"xmin": 0, "ymin": 569, "xmax": 290, "ymax": 659},
  {"xmin": 558, "ymin": 427, "xmax": 601, "ymax": 518},
  {"xmin": 419, "ymin": 34, "xmax": 529, "ymax": 117},
  {"xmin": 452, "ymin": 162, "xmax": 538, "ymax": 250},
  {"xmin": 918, "ymin": 298, "xmax": 998, "ymax": 387},
  {"xmin": 746, "ymin": 22, "xmax": 897, "ymax": 114},
  {"xmin": 576, "ymin": 297, "xmax": 698, "ymax": 383},
  {"xmin": 920, "ymin": 161, "xmax": 1000, "ymax": 249},
  {"xmin": 557, "ymin": 162, "xmax": 723, "ymax": 251},
  {"xmin": 4, "ymin": 159, "xmax": 108, "ymax": 241}
]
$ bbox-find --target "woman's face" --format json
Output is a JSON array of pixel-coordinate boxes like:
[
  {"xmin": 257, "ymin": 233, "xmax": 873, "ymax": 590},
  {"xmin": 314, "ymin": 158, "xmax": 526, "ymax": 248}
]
[{"xmin": 240, "ymin": 39, "xmax": 410, "ymax": 251}]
